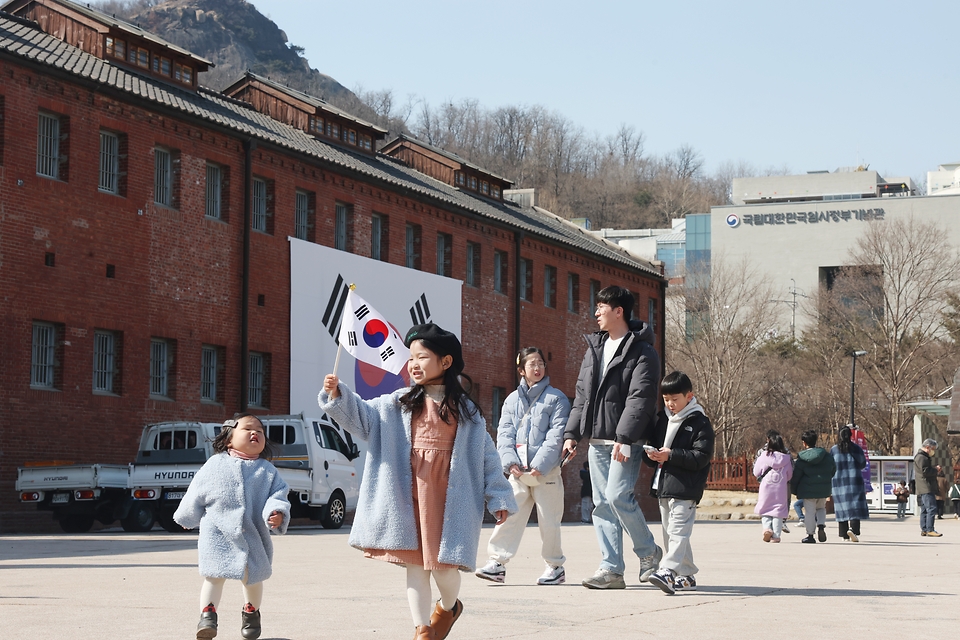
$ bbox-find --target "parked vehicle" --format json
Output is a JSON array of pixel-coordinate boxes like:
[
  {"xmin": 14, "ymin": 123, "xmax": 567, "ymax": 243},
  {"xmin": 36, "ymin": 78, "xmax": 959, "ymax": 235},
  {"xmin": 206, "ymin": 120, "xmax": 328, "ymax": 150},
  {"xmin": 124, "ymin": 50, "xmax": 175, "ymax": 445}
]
[
  {"xmin": 16, "ymin": 463, "xmax": 153, "ymax": 533},
  {"xmin": 128, "ymin": 414, "xmax": 361, "ymax": 532}
]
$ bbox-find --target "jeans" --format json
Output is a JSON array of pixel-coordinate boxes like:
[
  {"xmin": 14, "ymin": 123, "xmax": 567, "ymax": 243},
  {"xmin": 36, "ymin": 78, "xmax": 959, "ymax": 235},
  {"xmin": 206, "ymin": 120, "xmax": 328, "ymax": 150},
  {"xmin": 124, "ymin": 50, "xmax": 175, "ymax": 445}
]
[
  {"xmin": 793, "ymin": 499, "xmax": 804, "ymax": 521},
  {"xmin": 919, "ymin": 492, "xmax": 937, "ymax": 532},
  {"xmin": 761, "ymin": 515, "xmax": 783, "ymax": 540},
  {"xmin": 897, "ymin": 501, "xmax": 907, "ymax": 518},
  {"xmin": 589, "ymin": 444, "xmax": 658, "ymax": 575}
]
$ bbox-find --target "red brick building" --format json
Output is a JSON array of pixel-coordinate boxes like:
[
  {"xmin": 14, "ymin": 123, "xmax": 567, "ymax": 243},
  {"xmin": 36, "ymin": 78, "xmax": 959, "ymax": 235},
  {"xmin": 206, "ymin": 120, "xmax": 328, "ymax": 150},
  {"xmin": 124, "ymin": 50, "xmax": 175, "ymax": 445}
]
[{"xmin": 0, "ymin": 0, "xmax": 665, "ymax": 531}]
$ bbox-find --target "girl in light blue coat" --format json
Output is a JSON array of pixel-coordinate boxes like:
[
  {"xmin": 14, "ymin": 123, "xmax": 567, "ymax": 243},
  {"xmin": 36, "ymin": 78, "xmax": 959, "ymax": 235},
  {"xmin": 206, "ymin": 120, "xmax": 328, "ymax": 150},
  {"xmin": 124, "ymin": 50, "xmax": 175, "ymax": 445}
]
[
  {"xmin": 174, "ymin": 414, "xmax": 290, "ymax": 640},
  {"xmin": 476, "ymin": 347, "xmax": 571, "ymax": 586},
  {"xmin": 319, "ymin": 323, "xmax": 516, "ymax": 640}
]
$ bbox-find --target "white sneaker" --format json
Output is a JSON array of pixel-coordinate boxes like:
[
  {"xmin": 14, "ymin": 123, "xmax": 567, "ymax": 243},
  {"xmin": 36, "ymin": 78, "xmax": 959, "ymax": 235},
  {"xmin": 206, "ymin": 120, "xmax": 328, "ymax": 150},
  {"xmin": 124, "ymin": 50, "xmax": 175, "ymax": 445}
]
[
  {"xmin": 638, "ymin": 545, "xmax": 663, "ymax": 582},
  {"xmin": 475, "ymin": 560, "xmax": 505, "ymax": 583},
  {"xmin": 537, "ymin": 565, "xmax": 565, "ymax": 585},
  {"xmin": 582, "ymin": 568, "xmax": 626, "ymax": 589},
  {"xmin": 648, "ymin": 569, "xmax": 676, "ymax": 595}
]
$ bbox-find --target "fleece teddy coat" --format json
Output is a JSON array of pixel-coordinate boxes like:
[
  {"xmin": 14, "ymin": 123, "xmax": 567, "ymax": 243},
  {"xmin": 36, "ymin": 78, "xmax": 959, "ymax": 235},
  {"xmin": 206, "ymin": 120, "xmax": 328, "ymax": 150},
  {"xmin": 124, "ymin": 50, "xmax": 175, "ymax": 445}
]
[
  {"xmin": 173, "ymin": 453, "xmax": 291, "ymax": 585},
  {"xmin": 318, "ymin": 384, "xmax": 517, "ymax": 572},
  {"xmin": 496, "ymin": 376, "xmax": 571, "ymax": 474},
  {"xmin": 753, "ymin": 451, "xmax": 793, "ymax": 518}
]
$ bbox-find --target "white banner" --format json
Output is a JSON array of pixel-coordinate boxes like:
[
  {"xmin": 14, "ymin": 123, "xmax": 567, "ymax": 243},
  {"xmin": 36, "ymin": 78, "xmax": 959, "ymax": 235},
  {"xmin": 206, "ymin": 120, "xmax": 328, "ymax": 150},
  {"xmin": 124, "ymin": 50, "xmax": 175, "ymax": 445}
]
[{"xmin": 289, "ymin": 238, "xmax": 462, "ymax": 415}]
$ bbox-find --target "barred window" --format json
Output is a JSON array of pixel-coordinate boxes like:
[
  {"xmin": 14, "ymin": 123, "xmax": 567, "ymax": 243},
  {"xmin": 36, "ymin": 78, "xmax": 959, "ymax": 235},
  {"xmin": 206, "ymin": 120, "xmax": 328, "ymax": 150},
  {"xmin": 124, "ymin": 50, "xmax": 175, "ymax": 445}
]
[
  {"xmin": 335, "ymin": 202, "xmax": 351, "ymax": 251},
  {"xmin": 200, "ymin": 346, "xmax": 218, "ymax": 401},
  {"xmin": 295, "ymin": 190, "xmax": 310, "ymax": 240},
  {"xmin": 252, "ymin": 177, "xmax": 267, "ymax": 232},
  {"xmin": 466, "ymin": 242, "xmax": 481, "ymax": 287},
  {"xmin": 519, "ymin": 258, "xmax": 533, "ymax": 302},
  {"xmin": 93, "ymin": 330, "xmax": 116, "ymax": 393},
  {"xmin": 205, "ymin": 163, "xmax": 222, "ymax": 219},
  {"xmin": 150, "ymin": 339, "xmax": 169, "ymax": 397},
  {"xmin": 37, "ymin": 113, "xmax": 60, "ymax": 178},
  {"xmin": 154, "ymin": 148, "xmax": 171, "ymax": 205},
  {"xmin": 494, "ymin": 250, "xmax": 508, "ymax": 294},
  {"xmin": 99, "ymin": 131, "xmax": 119, "ymax": 193},
  {"xmin": 31, "ymin": 322, "xmax": 56, "ymax": 388},
  {"xmin": 568, "ymin": 273, "xmax": 580, "ymax": 313},
  {"xmin": 436, "ymin": 233, "xmax": 452, "ymax": 277},
  {"xmin": 248, "ymin": 352, "xmax": 265, "ymax": 407},
  {"xmin": 544, "ymin": 265, "xmax": 557, "ymax": 308},
  {"xmin": 405, "ymin": 223, "xmax": 421, "ymax": 269}
]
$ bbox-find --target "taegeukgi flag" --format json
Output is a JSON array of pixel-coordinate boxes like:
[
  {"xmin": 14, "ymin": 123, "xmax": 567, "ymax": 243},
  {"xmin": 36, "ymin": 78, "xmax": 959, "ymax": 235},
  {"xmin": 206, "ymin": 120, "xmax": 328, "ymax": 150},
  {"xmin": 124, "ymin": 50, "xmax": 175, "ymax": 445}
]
[{"xmin": 338, "ymin": 287, "xmax": 409, "ymax": 375}]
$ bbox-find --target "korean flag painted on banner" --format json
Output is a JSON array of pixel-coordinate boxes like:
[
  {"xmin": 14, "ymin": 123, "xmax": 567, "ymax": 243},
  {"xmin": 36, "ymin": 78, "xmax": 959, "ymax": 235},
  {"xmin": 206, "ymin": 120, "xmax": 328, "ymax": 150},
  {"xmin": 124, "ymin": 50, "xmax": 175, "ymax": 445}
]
[{"xmin": 339, "ymin": 288, "xmax": 409, "ymax": 375}]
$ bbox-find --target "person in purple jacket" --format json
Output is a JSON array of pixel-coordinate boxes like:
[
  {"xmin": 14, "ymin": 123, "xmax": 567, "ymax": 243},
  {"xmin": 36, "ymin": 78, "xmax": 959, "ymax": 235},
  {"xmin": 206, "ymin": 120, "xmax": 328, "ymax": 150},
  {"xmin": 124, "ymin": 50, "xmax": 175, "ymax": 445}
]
[{"xmin": 753, "ymin": 430, "xmax": 793, "ymax": 543}]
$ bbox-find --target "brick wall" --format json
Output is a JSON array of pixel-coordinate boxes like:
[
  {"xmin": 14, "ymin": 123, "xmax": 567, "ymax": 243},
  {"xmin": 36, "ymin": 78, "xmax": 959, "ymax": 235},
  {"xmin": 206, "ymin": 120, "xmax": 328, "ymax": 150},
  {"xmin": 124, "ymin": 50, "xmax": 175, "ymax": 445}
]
[{"xmin": 0, "ymin": 57, "xmax": 664, "ymax": 531}]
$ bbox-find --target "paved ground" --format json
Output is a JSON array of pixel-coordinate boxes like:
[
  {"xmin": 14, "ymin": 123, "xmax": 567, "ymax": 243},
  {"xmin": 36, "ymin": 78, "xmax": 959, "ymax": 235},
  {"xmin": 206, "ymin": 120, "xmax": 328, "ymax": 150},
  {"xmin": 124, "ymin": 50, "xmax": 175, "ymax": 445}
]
[{"xmin": 2, "ymin": 513, "xmax": 957, "ymax": 639}]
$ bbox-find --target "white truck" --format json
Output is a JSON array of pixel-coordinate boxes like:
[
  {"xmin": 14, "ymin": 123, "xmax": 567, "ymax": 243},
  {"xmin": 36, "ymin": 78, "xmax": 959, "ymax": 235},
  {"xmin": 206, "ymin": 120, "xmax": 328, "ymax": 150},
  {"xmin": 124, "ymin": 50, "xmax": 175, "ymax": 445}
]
[
  {"xmin": 16, "ymin": 463, "xmax": 154, "ymax": 533},
  {"xmin": 128, "ymin": 413, "xmax": 361, "ymax": 532}
]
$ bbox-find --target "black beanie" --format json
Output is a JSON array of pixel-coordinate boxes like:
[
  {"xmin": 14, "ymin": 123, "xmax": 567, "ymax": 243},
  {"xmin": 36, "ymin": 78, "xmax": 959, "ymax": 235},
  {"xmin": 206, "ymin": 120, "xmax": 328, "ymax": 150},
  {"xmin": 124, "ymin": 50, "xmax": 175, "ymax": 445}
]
[{"xmin": 404, "ymin": 323, "xmax": 464, "ymax": 376}]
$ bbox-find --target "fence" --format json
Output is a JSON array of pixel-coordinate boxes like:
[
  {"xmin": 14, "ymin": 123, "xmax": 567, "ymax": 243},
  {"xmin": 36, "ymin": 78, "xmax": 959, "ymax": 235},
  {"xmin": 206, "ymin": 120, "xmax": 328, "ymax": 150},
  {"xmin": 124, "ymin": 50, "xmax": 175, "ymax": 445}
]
[{"xmin": 706, "ymin": 455, "xmax": 761, "ymax": 492}]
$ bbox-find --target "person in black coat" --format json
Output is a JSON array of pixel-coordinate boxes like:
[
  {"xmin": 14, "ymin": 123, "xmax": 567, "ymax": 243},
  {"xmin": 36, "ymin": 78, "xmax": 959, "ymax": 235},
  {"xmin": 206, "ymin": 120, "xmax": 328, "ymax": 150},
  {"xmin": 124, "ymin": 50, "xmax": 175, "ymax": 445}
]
[{"xmin": 642, "ymin": 371, "xmax": 714, "ymax": 594}]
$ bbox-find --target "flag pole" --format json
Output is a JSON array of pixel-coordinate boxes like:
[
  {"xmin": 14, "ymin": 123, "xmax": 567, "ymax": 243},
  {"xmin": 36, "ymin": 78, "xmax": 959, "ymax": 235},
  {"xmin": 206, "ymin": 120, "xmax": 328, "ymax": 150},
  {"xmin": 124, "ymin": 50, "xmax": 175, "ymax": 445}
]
[{"xmin": 332, "ymin": 283, "xmax": 356, "ymax": 377}]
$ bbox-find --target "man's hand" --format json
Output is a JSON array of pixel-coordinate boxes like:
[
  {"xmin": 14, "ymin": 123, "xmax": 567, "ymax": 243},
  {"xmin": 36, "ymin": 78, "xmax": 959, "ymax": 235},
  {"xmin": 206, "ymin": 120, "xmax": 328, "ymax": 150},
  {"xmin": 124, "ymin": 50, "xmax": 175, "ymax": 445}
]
[
  {"xmin": 612, "ymin": 443, "xmax": 628, "ymax": 463},
  {"xmin": 562, "ymin": 439, "xmax": 577, "ymax": 457}
]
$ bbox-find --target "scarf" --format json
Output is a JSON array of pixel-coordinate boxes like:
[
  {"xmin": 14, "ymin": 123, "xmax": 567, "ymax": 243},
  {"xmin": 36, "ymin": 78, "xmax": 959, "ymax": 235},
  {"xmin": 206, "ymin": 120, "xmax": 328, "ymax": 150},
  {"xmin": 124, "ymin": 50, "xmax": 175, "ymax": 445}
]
[{"xmin": 652, "ymin": 397, "xmax": 704, "ymax": 491}]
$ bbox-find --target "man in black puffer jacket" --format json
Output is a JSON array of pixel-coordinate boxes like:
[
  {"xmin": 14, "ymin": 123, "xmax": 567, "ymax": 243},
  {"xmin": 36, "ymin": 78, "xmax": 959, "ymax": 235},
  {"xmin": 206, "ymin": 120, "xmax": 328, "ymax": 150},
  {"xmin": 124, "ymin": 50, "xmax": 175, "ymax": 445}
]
[{"xmin": 562, "ymin": 286, "xmax": 662, "ymax": 590}]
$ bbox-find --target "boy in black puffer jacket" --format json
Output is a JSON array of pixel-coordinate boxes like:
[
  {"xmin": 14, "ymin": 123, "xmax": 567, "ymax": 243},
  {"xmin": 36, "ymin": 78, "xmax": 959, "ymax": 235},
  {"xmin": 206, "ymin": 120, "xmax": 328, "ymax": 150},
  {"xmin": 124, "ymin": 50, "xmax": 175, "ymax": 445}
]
[{"xmin": 642, "ymin": 371, "xmax": 714, "ymax": 595}]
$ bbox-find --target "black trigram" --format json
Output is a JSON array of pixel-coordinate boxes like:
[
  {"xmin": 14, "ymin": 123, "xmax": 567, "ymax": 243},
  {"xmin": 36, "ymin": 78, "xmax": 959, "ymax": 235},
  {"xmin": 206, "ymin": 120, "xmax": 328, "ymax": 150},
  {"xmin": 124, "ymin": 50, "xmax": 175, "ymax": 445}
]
[
  {"xmin": 321, "ymin": 274, "xmax": 349, "ymax": 345},
  {"xmin": 409, "ymin": 293, "xmax": 431, "ymax": 325},
  {"xmin": 347, "ymin": 331, "xmax": 357, "ymax": 347},
  {"xmin": 354, "ymin": 304, "xmax": 370, "ymax": 321},
  {"xmin": 380, "ymin": 346, "xmax": 395, "ymax": 362}
]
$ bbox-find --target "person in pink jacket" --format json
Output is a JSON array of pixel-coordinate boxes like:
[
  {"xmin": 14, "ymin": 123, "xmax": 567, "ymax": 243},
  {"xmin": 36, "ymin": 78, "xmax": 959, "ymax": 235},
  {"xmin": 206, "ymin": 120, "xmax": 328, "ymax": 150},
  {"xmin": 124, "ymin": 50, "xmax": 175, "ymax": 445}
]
[{"xmin": 753, "ymin": 430, "xmax": 793, "ymax": 543}]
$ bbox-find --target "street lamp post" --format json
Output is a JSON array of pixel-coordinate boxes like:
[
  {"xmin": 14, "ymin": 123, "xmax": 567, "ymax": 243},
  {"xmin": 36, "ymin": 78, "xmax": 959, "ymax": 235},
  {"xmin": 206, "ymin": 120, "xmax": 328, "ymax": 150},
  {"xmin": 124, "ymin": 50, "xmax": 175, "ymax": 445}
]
[{"xmin": 849, "ymin": 350, "xmax": 868, "ymax": 427}]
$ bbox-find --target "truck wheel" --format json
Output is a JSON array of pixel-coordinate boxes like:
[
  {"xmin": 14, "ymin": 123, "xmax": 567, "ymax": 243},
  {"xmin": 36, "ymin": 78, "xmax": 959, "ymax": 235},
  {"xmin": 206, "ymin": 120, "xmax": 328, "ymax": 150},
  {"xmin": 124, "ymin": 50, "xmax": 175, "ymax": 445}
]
[
  {"xmin": 121, "ymin": 503, "xmax": 156, "ymax": 532},
  {"xmin": 158, "ymin": 512, "xmax": 191, "ymax": 533},
  {"xmin": 60, "ymin": 514, "xmax": 94, "ymax": 533},
  {"xmin": 321, "ymin": 491, "xmax": 346, "ymax": 529}
]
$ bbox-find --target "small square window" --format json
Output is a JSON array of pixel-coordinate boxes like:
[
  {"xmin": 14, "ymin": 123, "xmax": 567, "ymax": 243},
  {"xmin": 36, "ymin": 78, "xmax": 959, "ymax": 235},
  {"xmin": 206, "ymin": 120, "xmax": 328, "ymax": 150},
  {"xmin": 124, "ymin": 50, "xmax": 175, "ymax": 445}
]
[{"xmin": 45, "ymin": 252, "xmax": 55, "ymax": 267}]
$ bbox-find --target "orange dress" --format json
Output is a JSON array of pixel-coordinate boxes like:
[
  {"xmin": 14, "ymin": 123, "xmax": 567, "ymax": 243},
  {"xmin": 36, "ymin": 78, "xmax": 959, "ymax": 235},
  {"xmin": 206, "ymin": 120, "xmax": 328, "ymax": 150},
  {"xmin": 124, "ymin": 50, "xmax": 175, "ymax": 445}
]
[{"xmin": 365, "ymin": 396, "xmax": 458, "ymax": 570}]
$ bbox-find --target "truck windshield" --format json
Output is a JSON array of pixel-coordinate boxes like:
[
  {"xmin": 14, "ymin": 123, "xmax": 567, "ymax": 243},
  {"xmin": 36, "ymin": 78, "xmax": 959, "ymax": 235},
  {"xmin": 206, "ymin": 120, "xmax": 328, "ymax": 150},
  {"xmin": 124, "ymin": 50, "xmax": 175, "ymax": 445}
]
[{"xmin": 151, "ymin": 429, "xmax": 198, "ymax": 449}]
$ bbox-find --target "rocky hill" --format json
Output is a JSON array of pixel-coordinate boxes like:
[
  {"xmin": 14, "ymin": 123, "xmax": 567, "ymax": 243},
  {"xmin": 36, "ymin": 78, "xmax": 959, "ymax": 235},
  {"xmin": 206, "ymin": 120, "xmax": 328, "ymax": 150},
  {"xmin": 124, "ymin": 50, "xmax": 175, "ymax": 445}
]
[{"xmin": 98, "ymin": 0, "xmax": 380, "ymax": 122}]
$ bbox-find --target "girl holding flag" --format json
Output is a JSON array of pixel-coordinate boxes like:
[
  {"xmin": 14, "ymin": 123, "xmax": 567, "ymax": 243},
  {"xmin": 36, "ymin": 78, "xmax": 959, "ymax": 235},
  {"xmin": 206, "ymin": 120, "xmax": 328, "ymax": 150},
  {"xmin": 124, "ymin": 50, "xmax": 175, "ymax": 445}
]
[{"xmin": 319, "ymin": 321, "xmax": 516, "ymax": 640}]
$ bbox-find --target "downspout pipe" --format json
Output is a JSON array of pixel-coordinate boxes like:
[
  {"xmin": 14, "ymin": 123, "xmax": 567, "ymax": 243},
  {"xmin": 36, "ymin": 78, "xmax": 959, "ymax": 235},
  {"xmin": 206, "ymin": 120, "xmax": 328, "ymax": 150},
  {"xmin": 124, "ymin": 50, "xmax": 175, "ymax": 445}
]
[
  {"xmin": 240, "ymin": 139, "xmax": 256, "ymax": 410},
  {"xmin": 513, "ymin": 230, "xmax": 524, "ymax": 365}
]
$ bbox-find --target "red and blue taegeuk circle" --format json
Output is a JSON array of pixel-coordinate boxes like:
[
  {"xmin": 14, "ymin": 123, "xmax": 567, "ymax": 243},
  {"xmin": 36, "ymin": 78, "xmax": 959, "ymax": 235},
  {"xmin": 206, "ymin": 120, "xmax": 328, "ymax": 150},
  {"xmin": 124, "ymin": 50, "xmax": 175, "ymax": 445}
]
[{"xmin": 362, "ymin": 319, "xmax": 389, "ymax": 348}]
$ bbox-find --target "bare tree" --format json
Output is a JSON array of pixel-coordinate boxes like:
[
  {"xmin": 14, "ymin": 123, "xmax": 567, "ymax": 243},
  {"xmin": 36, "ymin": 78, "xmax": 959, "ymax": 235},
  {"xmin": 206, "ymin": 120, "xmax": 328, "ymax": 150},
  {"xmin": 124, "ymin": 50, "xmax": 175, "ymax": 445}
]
[
  {"xmin": 665, "ymin": 254, "xmax": 781, "ymax": 456},
  {"xmin": 806, "ymin": 217, "xmax": 960, "ymax": 453}
]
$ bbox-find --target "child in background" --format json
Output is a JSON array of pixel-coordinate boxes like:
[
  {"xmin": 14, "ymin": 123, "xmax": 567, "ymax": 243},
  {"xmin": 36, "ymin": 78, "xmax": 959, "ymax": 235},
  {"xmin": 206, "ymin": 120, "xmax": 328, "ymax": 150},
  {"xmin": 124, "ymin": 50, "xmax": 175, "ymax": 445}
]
[
  {"xmin": 476, "ymin": 347, "xmax": 570, "ymax": 586},
  {"xmin": 642, "ymin": 371, "xmax": 715, "ymax": 595},
  {"xmin": 174, "ymin": 414, "xmax": 290, "ymax": 640},
  {"xmin": 894, "ymin": 480, "xmax": 911, "ymax": 518},
  {"xmin": 753, "ymin": 430, "xmax": 793, "ymax": 543},
  {"xmin": 319, "ymin": 323, "xmax": 516, "ymax": 640}
]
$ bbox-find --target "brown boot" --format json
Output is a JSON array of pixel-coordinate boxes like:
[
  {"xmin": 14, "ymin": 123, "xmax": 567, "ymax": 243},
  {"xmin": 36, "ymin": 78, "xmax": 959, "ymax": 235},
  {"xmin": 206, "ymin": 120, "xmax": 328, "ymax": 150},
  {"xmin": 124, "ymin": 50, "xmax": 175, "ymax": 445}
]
[
  {"xmin": 413, "ymin": 625, "xmax": 436, "ymax": 639},
  {"xmin": 429, "ymin": 600, "xmax": 463, "ymax": 640}
]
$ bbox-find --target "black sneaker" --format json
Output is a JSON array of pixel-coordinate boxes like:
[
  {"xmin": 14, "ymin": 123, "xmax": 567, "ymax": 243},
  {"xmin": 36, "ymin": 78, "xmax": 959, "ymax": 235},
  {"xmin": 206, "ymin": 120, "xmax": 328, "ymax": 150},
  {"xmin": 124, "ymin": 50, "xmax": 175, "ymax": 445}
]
[
  {"xmin": 817, "ymin": 526, "xmax": 827, "ymax": 542},
  {"xmin": 801, "ymin": 535, "xmax": 816, "ymax": 544}
]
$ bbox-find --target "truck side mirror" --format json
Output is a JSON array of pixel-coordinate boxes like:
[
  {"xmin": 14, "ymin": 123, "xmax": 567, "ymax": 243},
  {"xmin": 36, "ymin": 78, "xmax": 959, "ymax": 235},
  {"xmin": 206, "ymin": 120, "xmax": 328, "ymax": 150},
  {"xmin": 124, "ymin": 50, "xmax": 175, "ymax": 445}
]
[{"xmin": 349, "ymin": 443, "xmax": 360, "ymax": 461}]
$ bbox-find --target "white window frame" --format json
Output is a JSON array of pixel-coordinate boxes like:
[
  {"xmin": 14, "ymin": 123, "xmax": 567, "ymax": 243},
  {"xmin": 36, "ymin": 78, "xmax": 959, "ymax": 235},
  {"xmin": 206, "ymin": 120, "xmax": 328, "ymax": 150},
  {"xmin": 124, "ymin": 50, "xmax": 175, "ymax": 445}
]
[
  {"xmin": 154, "ymin": 148, "xmax": 172, "ymax": 206},
  {"xmin": 99, "ymin": 131, "xmax": 119, "ymax": 193},
  {"xmin": 252, "ymin": 177, "xmax": 267, "ymax": 232},
  {"xmin": 200, "ymin": 346, "xmax": 218, "ymax": 402},
  {"xmin": 93, "ymin": 330, "xmax": 116, "ymax": 393},
  {"xmin": 31, "ymin": 322, "xmax": 56, "ymax": 388},
  {"xmin": 37, "ymin": 112, "xmax": 60, "ymax": 178},
  {"xmin": 205, "ymin": 163, "xmax": 221, "ymax": 219}
]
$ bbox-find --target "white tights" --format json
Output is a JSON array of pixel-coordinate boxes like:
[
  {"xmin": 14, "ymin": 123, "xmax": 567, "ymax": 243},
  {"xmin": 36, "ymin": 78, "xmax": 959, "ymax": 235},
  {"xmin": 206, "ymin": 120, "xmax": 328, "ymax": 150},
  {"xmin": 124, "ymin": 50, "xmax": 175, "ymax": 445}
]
[
  {"xmin": 405, "ymin": 565, "xmax": 460, "ymax": 626},
  {"xmin": 199, "ymin": 571, "xmax": 263, "ymax": 611}
]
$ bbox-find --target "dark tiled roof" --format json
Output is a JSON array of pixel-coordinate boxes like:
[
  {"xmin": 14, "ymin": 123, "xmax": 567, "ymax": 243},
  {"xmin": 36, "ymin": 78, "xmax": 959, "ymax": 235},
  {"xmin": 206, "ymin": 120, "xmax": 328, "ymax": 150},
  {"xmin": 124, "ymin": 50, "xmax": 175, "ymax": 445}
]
[
  {"xmin": 0, "ymin": 14, "xmax": 662, "ymax": 279},
  {"xmin": 228, "ymin": 71, "xmax": 387, "ymax": 134},
  {"xmin": 383, "ymin": 132, "xmax": 513, "ymax": 185},
  {"xmin": 1, "ymin": 0, "xmax": 213, "ymax": 66}
]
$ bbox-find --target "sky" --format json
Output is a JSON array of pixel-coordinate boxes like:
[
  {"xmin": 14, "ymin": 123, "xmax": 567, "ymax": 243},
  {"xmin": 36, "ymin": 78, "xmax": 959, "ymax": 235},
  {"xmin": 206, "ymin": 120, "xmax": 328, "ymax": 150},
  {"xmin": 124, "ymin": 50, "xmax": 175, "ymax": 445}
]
[{"xmin": 249, "ymin": 0, "xmax": 959, "ymax": 185}]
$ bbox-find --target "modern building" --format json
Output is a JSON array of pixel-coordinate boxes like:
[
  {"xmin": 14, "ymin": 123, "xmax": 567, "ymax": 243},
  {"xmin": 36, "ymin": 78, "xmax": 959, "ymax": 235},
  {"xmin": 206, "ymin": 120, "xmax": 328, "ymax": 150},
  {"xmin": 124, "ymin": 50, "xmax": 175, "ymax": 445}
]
[
  {"xmin": 0, "ymin": 0, "xmax": 666, "ymax": 530},
  {"xmin": 711, "ymin": 168, "xmax": 960, "ymax": 335}
]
